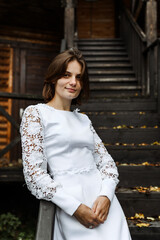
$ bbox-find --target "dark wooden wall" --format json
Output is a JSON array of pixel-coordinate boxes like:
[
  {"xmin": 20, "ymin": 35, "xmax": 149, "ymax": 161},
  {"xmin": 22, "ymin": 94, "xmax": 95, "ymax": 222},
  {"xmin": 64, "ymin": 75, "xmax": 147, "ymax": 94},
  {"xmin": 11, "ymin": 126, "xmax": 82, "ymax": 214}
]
[
  {"xmin": 0, "ymin": 0, "xmax": 64, "ymax": 163},
  {"xmin": 0, "ymin": 0, "xmax": 64, "ymax": 40},
  {"xmin": 77, "ymin": 0, "xmax": 116, "ymax": 39}
]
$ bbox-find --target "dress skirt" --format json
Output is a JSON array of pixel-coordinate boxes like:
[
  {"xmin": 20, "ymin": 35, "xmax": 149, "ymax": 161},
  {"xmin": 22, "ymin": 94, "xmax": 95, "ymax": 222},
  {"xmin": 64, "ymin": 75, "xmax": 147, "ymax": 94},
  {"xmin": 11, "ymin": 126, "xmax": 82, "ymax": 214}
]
[{"xmin": 53, "ymin": 168, "xmax": 131, "ymax": 240}]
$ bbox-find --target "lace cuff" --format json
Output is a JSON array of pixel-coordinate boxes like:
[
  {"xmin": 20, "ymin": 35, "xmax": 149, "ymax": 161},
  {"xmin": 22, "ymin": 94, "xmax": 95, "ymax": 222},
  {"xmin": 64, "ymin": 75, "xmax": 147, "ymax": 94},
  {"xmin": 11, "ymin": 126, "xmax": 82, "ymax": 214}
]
[
  {"xmin": 20, "ymin": 105, "xmax": 81, "ymax": 216},
  {"xmin": 90, "ymin": 122, "xmax": 119, "ymax": 201}
]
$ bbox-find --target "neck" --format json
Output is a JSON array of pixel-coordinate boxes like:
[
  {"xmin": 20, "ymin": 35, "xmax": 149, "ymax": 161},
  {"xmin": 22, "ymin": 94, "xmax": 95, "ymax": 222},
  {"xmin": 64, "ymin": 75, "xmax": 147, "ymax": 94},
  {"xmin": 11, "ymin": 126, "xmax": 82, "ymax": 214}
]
[{"xmin": 48, "ymin": 96, "xmax": 72, "ymax": 111}]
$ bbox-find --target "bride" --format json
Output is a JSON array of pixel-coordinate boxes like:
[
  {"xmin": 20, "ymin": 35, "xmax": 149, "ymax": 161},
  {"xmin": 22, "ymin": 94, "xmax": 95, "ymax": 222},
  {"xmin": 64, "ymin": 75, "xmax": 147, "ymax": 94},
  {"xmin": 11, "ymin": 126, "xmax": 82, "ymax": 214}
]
[{"xmin": 20, "ymin": 48, "xmax": 132, "ymax": 240}]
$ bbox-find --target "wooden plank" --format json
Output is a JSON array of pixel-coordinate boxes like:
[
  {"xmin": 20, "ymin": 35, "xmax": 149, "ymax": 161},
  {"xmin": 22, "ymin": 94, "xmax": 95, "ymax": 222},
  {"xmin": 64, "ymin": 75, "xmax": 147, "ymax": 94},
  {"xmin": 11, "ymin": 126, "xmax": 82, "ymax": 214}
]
[
  {"xmin": 35, "ymin": 200, "xmax": 55, "ymax": 240},
  {"xmin": 20, "ymin": 49, "xmax": 26, "ymax": 94}
]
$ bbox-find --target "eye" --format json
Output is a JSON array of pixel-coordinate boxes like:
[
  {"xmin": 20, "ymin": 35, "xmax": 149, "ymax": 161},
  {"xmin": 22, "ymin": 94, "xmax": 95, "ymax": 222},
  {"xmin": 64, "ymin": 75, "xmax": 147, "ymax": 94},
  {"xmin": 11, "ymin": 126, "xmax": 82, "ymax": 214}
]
[
  {"xmin": 64, "ymin": 73, "xmax": 70, "ymax": 78},
  {"xmin": 76, "ymin": 75, "xmax": 81, "ymax": 80}
]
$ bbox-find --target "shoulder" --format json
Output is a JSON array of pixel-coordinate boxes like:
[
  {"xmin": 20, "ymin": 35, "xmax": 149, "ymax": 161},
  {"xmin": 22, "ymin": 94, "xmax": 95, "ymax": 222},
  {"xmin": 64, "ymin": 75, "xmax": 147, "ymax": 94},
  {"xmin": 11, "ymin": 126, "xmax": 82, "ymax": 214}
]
[
  {"xmin": 22, "ymin": 104, "xmax": 43, "ymax": 121},
  {"xmin": 75, "ymin": 110, "xmax": 91, "ymax": 123}
]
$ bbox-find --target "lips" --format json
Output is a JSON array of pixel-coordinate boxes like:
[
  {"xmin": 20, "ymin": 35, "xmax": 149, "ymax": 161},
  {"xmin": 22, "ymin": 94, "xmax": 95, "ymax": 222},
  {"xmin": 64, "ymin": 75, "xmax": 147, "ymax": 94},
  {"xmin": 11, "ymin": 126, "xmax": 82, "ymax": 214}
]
[{"xmin": 66, "ymin": 88, "xmax": 76, "ymax": 92}]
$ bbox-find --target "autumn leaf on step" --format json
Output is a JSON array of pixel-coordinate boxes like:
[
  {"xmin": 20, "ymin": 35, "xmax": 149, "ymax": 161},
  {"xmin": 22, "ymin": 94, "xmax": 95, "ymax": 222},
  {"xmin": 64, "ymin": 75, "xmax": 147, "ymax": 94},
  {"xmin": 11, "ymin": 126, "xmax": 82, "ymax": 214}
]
[
  {"xmin": 140, "ymin": 125, "xmax": 147, "ymax": 128},
  {"xmin": 136, "ymin": 223, "xmax": 150, "ymax": 227},
  {"xmin": 139, "ymin": 112, "xmax": 145, "ymax": 115},
  {"xmin": 111, "ymin": 112, "xmax": 116, "ymax": 115},
  {"xmin": 147, "ymin": 217, "xmax": 155, "ymax": 221},
  {"xmin": 128, "ymin": 213, "xmax": 145, "ymax": 220},
  {"xmin": 151, "ymin": 141, "xmax": 160, "ymax": 145},
  {"xmin": 154, "ymin": 126, "xmax": 158, "ymax": 128},
  {"xmin": 141, "ymin": 162, "xmax": 150, "ymax": 166},
  {"xmin": 149, "ymin": 186, "xmax": 160, "ymax": 192}
]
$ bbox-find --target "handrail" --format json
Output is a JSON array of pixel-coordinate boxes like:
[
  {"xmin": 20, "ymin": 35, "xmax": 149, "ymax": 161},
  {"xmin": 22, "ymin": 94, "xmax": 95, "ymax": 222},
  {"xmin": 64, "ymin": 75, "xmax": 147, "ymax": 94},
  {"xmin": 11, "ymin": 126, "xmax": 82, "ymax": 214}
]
[
  {"xmin": 143, "ymin": 38, "xmax": 160, "ymax": 53},
  {"xmin": 0, "ymin": 92, "xmax": 42, "ymax": 100},
  {"xmin": 123, "ymin": 8, "xmax": 146, "ymax": 42}
]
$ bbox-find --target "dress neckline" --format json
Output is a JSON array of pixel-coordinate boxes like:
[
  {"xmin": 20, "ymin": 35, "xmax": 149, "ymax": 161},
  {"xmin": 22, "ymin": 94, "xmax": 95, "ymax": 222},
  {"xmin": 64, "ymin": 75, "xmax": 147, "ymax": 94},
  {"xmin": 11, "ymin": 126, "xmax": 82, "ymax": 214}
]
[{"xmin": 38, "ymin": 103, "xmax": 80, "ymax": 113}]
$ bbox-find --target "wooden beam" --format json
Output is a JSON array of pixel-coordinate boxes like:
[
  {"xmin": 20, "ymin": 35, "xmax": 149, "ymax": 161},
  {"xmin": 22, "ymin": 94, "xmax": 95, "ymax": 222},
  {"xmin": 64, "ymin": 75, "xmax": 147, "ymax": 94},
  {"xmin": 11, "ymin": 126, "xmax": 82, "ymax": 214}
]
[
  {"xmin": 131, "ymin": 0, "xmax": 136, "ymax": 15},
  {"xmin": 64, "ymin": 0, "xmax": 75, "ymax": 48},
  {"xmin": 134, "ymin": 1, "xmax": 143, "ymax": 21},
  {"xmin": 146, "ymin": 0, "xmax": 157, "ymax": 46}
]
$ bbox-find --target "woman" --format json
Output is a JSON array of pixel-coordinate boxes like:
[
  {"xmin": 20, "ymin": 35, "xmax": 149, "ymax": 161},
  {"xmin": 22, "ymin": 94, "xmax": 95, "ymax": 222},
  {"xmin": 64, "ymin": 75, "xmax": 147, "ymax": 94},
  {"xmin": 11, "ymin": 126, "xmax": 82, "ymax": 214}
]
[{"xmin": 20, "ymin": 48, "xmax": 132, "ymax": 240}]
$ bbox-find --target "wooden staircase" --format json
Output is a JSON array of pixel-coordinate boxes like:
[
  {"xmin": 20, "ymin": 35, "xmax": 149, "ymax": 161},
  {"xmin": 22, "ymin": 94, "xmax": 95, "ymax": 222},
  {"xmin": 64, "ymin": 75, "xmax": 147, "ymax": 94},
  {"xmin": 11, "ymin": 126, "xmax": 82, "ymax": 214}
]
[
  {"xmin": 75, "ymin": 38, "xmax": 160, "ymax": 240},
  {"xmin": 76, "ymin": 38, "xmax": 141, "ymax": 98}
]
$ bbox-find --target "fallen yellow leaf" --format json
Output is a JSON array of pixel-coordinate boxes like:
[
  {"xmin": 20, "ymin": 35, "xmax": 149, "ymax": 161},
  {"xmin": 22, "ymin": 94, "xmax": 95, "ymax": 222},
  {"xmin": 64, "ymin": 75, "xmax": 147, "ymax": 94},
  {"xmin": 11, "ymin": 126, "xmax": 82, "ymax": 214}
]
[
  {"xmin": 136, "ymin": 223, "xmax": 150, "ymax": 227},
  {"xmin": 147, "ymin": 217, "xmax": 155, "ymax": 221}
]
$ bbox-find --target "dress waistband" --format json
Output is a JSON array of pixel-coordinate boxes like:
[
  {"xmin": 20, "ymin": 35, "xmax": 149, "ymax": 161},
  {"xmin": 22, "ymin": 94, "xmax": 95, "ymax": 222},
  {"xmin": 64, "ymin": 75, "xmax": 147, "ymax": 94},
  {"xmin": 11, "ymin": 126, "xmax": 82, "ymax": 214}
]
[{"xmin": 50, "ymin": 164, "xmax": 97, "ymax": 177}]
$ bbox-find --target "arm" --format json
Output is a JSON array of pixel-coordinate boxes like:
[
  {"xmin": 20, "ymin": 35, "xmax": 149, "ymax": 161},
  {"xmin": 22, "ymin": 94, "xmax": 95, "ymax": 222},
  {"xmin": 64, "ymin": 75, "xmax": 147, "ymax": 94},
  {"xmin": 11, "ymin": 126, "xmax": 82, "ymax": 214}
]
[
  {"xmin": 20, "ymin": 105, "xmax": 81, "ymax": 216},
  {"xmin": 90, "ymin": 121, "xmax": 119, "ymax": 202}
]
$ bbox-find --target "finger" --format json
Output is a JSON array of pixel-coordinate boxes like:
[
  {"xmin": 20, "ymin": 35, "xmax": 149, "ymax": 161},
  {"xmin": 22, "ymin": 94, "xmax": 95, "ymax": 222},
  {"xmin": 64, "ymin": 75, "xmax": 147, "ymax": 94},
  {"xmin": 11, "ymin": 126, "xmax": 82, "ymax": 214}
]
[{"xmin": 92, "ymin": 201, "xmax": 98, "ymax": 213}]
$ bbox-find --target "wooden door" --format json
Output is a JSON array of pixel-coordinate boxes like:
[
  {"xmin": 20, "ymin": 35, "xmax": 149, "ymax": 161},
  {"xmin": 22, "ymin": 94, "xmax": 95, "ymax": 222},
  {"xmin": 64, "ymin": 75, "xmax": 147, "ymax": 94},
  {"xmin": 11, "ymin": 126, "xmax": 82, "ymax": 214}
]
[
  {"xmin": 0, "ymin": 46, "xmax": 13, "ymax": 162},
  {"xmin": 77, "ymin": 0, "xmax": 115, "ymax": 39}
]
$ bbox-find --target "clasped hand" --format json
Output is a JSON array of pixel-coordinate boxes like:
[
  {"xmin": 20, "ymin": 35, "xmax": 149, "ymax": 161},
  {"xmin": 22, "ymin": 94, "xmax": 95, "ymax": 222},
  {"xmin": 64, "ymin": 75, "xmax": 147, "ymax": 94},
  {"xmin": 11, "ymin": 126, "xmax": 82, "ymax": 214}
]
[{"xmin": 73, "ymin": 196, "xmax": 110, "ymax": 229}]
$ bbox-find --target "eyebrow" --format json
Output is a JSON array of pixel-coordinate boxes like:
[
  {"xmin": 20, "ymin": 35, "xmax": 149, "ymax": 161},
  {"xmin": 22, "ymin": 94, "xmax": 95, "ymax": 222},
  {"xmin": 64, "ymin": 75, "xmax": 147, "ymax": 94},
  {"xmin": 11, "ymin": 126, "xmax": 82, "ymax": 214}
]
[{"xmin": 65, "ymin": 71, "xmax": 81, "ymax": 75}]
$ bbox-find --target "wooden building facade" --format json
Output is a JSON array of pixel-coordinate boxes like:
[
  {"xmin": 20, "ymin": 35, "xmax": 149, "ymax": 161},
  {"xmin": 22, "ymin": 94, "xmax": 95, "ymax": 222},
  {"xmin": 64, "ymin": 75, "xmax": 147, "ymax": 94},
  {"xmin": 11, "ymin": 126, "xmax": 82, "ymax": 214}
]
[
  {"xmin": 0, "ymin": 1, "xmax": 160, "ymax": 239},
  {"xmin": 0, "ymin": 0, "xmax": 160, "ymax": 164}
]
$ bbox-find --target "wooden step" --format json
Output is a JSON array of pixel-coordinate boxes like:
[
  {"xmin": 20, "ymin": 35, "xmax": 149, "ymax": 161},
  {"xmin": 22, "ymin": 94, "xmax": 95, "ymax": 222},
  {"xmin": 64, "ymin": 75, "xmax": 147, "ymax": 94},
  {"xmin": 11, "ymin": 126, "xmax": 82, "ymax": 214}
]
[
  {"xmin": 88, "ymin": 69, "xmax": 135, "ymax": 75},
  {"xmin": 79, "ymin": 46, "xmax": 126, "ymax": 51},
  {"xmin": 129, "ymin": 220, "xmax": 160, "ymax": 240},
  {"xmin": 85, "ymin": 57, "xmax": 130, "ymax": 62},
  {"xmin": 118, "ymin": 166, "xmax": 160, "ymax": 187},
  {"xmin": 90, "ymin": 85, "xmax": 141, "ymax": 91},
  {"xmin": 107, "ymin": 145, "xmax": 160, "ymax": 163},
  {"xmin": 85, "ymin": 55, "xmax": 129, "ymax": 64},
  {"xmin": 87, "ymin": 63, "xmax": 132, "ymax": 68},
  {"xmin": 76, "ymin": 38, "xmax": 123, "ymax": 42},
  {"xmin": 77, "ymin": 41, "xmax": 125, "ymax": 46},
  {"xmin": 85, "ymin": 112, "xmax": 160, "ymax": 127},
  {"xmin": 82, "ymin": 51, "xmax": 128, "ymax": 56},
  {"xmin": 80, "ymin": 99, "xmax": 157, "ymax": 111},
  {"xmin": 89, "ymin": 77, "xmax": 137, "ymax": 83},
  {"xmin": 96, "ymin": 128, "xmax": 160, "ymax": 144},
  {"xmin": 116, "ymin": 188, "xmax": 160, "ymax": 216}
]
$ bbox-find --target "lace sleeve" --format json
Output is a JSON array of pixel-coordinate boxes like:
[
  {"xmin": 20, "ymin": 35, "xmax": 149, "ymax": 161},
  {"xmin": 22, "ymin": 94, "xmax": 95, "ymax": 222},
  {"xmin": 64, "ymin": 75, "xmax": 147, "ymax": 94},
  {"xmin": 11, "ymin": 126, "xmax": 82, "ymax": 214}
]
[
  {"xmin": 20, "ymin": 105, "xmax": 81, "ymax": 216},
  {"xmin": 90, "ymin": 122, "xmax": 119, "ymax": 201},
  {"xmin": 20, "ymin": 105, "xmax": 60, "ymax": 200}
]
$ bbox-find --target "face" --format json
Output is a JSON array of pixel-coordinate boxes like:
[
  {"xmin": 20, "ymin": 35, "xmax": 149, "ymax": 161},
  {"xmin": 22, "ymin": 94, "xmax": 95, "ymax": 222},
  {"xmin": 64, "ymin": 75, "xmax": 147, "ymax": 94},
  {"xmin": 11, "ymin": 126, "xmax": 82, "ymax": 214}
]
[{"xmin": 54, "ymin": 60, "xmax": 82, "ymax": 102}]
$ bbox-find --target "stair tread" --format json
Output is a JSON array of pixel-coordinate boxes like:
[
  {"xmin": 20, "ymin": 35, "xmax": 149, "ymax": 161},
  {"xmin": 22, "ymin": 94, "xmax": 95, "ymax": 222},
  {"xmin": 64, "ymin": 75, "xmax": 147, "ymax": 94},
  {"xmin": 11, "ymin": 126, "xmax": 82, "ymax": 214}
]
[
  {"xmin": 82, "ymin": 51, "xmax": 128, "ymax": 55},
  {"xmin": 88, "ymin": 70, "xmax": 135, "ymax": 74},
  {"xmin": 116, "ymin": 187, "xmax": 160, "ymax": 195},
  {"xmin": 90, "ymin": 85, "xmax": 141, "ymax": 90},
  {"xmin": 79, "ymin": 46, "xmax": 126, "ymax": 50},
  {"xmin": 75, "ymin": 38, "xmax": 123, "ymax": 41},
  {"xmin": 88, "ymin": 63, "xmax": 132, "ymax": 67},
  {"xmin": 89, "ymin": 77, "xmax": 137, "ymax": 83},
  {"xmin": 85, "ymin": 57, "xmax": 130, "ymax": 61}
]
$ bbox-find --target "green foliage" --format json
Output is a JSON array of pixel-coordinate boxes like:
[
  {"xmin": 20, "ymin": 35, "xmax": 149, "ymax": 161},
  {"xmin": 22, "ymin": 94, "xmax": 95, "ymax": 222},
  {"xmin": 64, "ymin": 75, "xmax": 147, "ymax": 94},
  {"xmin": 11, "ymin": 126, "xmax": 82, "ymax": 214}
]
[
  {"xmin": 0, "ymin": 212, "xmax": 21, "ymax": 239},
  {"xmin": 0, "ymin": 212, "xmax": 35, "ymax": 240}
]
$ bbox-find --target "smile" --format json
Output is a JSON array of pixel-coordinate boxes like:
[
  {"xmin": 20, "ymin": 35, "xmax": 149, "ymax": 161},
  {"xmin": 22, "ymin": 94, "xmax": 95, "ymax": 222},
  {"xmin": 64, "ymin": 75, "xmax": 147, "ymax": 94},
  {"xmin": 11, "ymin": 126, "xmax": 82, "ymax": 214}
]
[{"xmin": 66, "ymin": 88, "xmax": 76, "ymax": 92}]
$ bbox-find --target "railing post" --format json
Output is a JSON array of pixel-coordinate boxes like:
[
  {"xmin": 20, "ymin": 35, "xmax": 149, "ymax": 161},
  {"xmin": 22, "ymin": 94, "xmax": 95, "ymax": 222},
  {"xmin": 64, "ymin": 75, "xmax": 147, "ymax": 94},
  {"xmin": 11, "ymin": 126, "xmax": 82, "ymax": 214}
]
[
  {"xmin": 64, "ymin": 0, "xmax": 76, "ymax": 48},
  {"xmin": 145, "ymin": 0, "xmax": 157, "ymax": 46},
  {"xmin": 158, "ymin": 41, "xmax": 160, "ymax": 114},
  {"xmin": 145, "ymin": 0, "xmax": 157, "ymax": 97}
]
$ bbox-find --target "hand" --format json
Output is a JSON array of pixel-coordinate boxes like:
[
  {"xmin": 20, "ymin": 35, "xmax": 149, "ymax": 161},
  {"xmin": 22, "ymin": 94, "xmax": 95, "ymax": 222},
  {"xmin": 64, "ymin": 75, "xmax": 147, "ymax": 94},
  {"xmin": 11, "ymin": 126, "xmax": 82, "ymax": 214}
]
[
  {"xmin": 92, "ymin": 196, "xmax": 111, "ymax": 222},
  {"xmin": 73, "ymin": 204, "xmax": 104, "ymax": 229}
]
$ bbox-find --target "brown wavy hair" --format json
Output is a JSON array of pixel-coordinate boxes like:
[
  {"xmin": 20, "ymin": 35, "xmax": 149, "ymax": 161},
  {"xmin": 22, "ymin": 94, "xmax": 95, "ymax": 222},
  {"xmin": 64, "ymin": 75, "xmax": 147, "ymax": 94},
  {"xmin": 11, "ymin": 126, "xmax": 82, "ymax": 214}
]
[{"xmin": 42, "ymin": 48, "xmax": 89, "ymax": 105}]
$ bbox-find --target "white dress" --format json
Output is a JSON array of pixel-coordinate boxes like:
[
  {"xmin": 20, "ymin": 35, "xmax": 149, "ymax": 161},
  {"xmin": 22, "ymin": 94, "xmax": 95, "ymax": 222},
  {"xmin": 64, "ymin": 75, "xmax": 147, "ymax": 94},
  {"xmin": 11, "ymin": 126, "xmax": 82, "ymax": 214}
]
[{"xmin": 20, "ymin": 103, "xmax": 132, "ymax": 240}]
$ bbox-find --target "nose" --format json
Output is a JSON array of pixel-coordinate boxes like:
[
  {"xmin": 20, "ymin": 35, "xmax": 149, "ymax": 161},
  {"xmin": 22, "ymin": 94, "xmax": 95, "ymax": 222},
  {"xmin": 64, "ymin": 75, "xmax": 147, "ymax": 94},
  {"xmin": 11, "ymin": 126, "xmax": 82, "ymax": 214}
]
[{"xmin": 69, "ymin": 75, "xmax": 77, "ymax": 86}]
